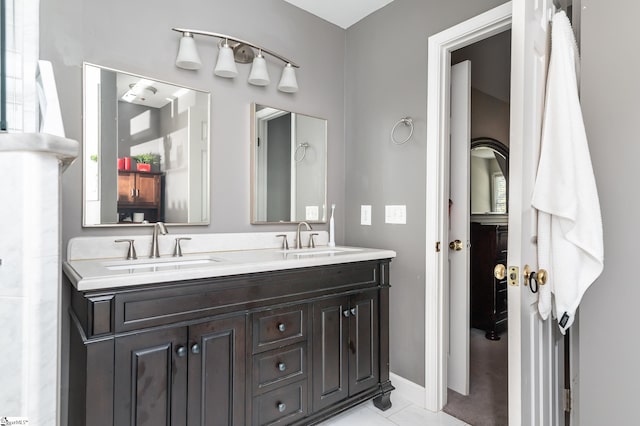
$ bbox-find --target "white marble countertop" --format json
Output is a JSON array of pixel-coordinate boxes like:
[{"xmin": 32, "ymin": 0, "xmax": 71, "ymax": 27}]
[
  {"xmin": 64, "ymin": 232, "xmax": 395, "ymax": 291},
  {"xmin": 0, "ymin": 132, "xmax": 79, "ymax": 169}
]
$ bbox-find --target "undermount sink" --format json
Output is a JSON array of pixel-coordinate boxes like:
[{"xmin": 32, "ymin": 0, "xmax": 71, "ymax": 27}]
[
  {"xmin": 103, "ymin": 256, "xmax": 224, "ymax": 271},
  {"xmin": 281, "ymin": 247, "xmax": 363, "ymax": 257}
]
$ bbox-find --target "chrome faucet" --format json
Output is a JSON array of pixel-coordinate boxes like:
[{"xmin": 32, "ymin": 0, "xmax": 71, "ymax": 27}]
[
  {"xmin": 150, "ymin": 222, "xmax": 168, "ymax": 258},
  {"xmin": 295, "ymin": 221, "xmax": 312, "ymax": 249}
]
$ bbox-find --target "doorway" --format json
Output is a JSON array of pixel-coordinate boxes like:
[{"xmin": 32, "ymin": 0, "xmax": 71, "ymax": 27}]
[
  {"xmin": 443, "ymin": 30, "xmax": 512, "ymax": 426},
  {"xmin": 423, "ymin": 0, "xmax": 512, "ymax": 414},
  {"xmin": 426, "ymin": 1, "xmax": 567, "ymax": 425}
]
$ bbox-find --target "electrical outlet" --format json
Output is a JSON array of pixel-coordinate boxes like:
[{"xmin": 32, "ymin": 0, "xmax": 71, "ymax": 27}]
[
  {"xmin": 361, "ymin": 205, "xmax": 372, "ymax": 225},
  {"xmin": 385, "ymin": 205, "xmax": 406, "ymax": 224},
  {"xmin": 305, "ymin": 206, "xmax": 319, "ymax": 221}
]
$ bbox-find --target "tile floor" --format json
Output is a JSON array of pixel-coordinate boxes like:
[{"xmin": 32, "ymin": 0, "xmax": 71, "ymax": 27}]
[{"xmin": 317, "ymin": 394, "xmax": 469, "ymax": 426}]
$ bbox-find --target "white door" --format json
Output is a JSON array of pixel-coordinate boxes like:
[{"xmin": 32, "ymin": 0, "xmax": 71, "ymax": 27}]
[
  {"xmin": 447, "ymin": 60, "xmax": 471, "ymax": 396},
  {"xmin": 509, "ymin": 0, "xmax": 563, "ymax": 424}
]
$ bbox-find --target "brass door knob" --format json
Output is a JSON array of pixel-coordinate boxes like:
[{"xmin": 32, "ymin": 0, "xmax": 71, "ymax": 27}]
[
  {"xmin": 537, "ymin": 269, "xmax": 548, "ymax": 285},
  {"xmin": 449, "ymin": 240, "xmax": 463, "ymax": 251},
  {"xmin": 524, "ymin": 265, "xmax": 548, "ymax": 285},
  {"xmin": 494, "ymin": 264, "xmax": 506, "ymax": 280},
  {"xmin": 523, "ymin": 264, "xmax": 548, "ymax": 293}
]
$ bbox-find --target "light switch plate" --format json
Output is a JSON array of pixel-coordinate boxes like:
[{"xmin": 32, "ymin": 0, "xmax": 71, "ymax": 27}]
[
  {"xmin": 305, "ymin": 206, "xmax": 319, "ymax": 221},
  {"xmin": 385, "ymin": 205, "xmax": 406, "ymax": 224},
  {"xmin": 361, "ymin": 205, "xmax": 372, "ymax": 225}
]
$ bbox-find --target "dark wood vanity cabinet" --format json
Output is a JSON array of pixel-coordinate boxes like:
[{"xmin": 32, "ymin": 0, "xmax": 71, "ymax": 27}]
[
  {"xmin": 67, "ymin": 260, "xmax": 393, "ymax": 426},
  {"xmin": 470, "ymin": 223, "xmax": 508, "ymax": 340},
  {"xmin": 112, "ymin": 315, "xmax": 246, "ymax": 426},
  {"xmin": 312, "ymin": 291, "xmax": 379, "ymax": 412}
]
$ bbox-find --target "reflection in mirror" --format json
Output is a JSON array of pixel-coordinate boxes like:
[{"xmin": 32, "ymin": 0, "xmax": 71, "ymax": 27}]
[
  {"xmin": 83, "ymin": 63, "xmax": 210, "ymax": 226},
  {"xmin": 251, "ymin": 103, "xmax": 327, "ymax": 224},
  {"xmin": 470, "ymin": 137, "xmax": 508, "ymax": 214}
]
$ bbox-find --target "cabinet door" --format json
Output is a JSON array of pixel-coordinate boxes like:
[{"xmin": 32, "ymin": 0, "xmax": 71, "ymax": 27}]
[
  {"xmin": 188, "ymin": 315, "xmax": 246, "ymax": 426},
  {"xmin": 348, "ymin": 291, "xmax": 379, "ymax": 396},
  {"xmin": 136, "ymin": 174, "xmax": 160, "ymax": 205},
  {"xmin": 312, "ymin": 296, "xmax": 350, "ymax": 411},
  {"xmin": 114, "ymin": 327, "xmax": 188, "ymax": 426},
  {"xmin": 118, "ymin": 172, "xmax": 136, "ymax": 203}
]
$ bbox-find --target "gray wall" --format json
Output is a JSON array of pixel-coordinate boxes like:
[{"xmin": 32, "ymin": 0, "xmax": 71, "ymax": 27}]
[
  {"xmin": 579, "ymin": 0, "xmax": 640, "ymax": 422},
  {"xmin": 99, "ymin": 70, "xmax": 118, "ymax": 222},
  {"xmin": 267, "ymin": 113, "xmax": 292, "ymax": 221},
  {"xmin": 344, "ymin": 0, "xmax": 507, "ymax": 386},
  {"xmin": 40, "ymin": 0, "xmax": 346, "ymax": 249}
]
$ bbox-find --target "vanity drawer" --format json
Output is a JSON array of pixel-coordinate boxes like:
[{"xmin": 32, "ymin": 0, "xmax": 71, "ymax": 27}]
[
  {"xmin": 253, "ymin": 305, "xmax": 307, "ymax": 353},
  {"xmin": 254, "ymin": 342, "xmax": 307, "ymax": 394},
  {"xmin": 253, "ymin": 380, "xmax": 308, "ymax": 426}
]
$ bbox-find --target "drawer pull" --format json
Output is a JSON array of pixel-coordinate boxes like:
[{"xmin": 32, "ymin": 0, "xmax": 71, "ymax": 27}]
[
  {"xmin": 176, "ymin": 346, "xmax": 187, "ymax": 357},
  {"xmin": 277, "ymin": 402, "xmax": 286, "ymax": 413},
  {"xmin": 277, "ymin": 362, "xmax": 286, "ymax": 372},
  {"xmin": 191, "ymin": 343, "xmax": 200, "ymax": 354},
  {"xmin": 277, "ymin": 323, "xmax": 286, "ymax": 332}
]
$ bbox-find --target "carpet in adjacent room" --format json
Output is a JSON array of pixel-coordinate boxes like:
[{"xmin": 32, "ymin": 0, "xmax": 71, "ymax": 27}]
[{"xmin": 443, "ymin": 327, "xmax": 508, "ymax": 426}]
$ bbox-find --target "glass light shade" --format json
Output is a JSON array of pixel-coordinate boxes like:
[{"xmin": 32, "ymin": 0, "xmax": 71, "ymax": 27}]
[
  {"xmin": 278, "ymin": 63, "xmax": 298, "ymax": 93},
  {"xmin": 175, "ymin": 34, "xmax": 202, "ymax": 70},
  {"xmin": 248, "ymin": 54, "xmax": 270, "ymax": 86},
  {"xmin": 214, "ymin": 43, "xmax": 238, "ymax": 78}
]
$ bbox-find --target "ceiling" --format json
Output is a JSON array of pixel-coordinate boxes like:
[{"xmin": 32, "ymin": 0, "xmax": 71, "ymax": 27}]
[{"xmin": 282, "ymin": 0, "xmax": 395, "ymax": 29}]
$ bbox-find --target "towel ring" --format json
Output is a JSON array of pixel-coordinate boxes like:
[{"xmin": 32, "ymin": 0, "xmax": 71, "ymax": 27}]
[
  {"xmin": 294, "ymin": 142, "xmax": 309, "ymax": 162},
  {"xmin": 391, "ymin": 117, "xmax": 414, "ymax": 145}
]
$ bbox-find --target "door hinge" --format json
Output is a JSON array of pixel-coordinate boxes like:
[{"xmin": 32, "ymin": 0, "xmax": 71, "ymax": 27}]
[{"xmin": 563, "ymin": 388, "xmax": 572, "ymax": 412}]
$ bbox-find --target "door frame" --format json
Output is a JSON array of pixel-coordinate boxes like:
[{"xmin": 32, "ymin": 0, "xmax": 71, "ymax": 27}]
[{"xmin": 424, "ymin": 1, "xmax": 512, "ymax": 412}]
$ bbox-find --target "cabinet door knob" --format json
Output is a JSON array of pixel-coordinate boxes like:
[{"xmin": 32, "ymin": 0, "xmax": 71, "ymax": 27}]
[
  {"xmin": 176, "ymin": 346, "xmax": 187, "ymax": 357},
  {"xmin": 343, "ymin": 309, "xmax": 350, "ymax": 317},
  {"xmin": 277, "ymin": 362, "xmax": 286, "ymax": 372},
  {"xmin": 350, "ymin": 307, "xmax": 357, "ymax": 316},
  {"xmin": 191, "ymin": 343, "xmax": 200, "ymax": 354},
  {"xmin": 277, "ymin": 402, "xmax": 286, "ymax": 413},
  {"xmin": 277, "ymin": 323, "xmax": 286, "ymax": 332}
]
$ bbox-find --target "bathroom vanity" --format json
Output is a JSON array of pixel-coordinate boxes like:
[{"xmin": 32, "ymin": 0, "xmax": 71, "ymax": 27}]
[{"xmin": 64, "ymin": 233, "xmax": 394, "ymax": 426}]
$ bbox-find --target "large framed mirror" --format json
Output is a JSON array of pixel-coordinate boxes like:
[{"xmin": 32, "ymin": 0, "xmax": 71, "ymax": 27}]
[
  {"xmin": 251, "ymin": 103, "xmax": 327, "ymax": 224},
  {"xmin": 83, "ymin": 63, "xmax": 210, "ymax": 227},
  {"xmin": 470, "ymin": 137, "xmax": 508, "ymax": 217}
]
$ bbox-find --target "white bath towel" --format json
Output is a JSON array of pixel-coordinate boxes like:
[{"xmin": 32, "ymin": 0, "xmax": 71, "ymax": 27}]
[{"xmin": 531, "ymin": 11, "xmax": 603, "ymax": 334}]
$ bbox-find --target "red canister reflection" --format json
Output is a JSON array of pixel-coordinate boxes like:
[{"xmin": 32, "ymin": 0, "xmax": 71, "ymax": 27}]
[
  {"xmin": 124, "ymin": 157, "xmax": 131, "ymax": 170},
  {"xmin": 117, "ymin": 158, "xmax": 124, "ymax": 170}
]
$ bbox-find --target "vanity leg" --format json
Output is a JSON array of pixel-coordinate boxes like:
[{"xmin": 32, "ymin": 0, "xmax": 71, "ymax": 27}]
[{"xmin": 373, "ymin": 380, "xmax": 394, "ymax": 411}]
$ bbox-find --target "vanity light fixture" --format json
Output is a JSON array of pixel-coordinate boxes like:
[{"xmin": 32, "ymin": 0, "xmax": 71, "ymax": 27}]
[
  {"xmin": 214, "ymin": 39, "xmax": 239, "ymax": 78},
  {"xmin": 247, "ymin": 50, "xmax": 270, "ymax": 86},
  {"xmin": 175, "ymin": 32, "xmax": 201, "ymax": 70},
  {"xmin": 173, "ymin": 28, "xmax": 299, "ymax": 93},
  {"xmin": 278, "ymin": 63, "xmax": 298, "ymax": 93}
]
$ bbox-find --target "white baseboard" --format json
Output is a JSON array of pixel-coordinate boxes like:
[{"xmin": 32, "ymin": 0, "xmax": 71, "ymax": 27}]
[{"xmin": 389, "ymin": 371, "xmax": 426, "ymax": 409}]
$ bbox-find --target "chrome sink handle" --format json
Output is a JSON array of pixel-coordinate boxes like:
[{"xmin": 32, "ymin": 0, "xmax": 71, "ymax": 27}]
[
  {"xmin": 276, "ymin": 234, "xmax": 289, "ymax": 250},
  {"xmin": 308, "ymin": 233, "xmax": 319, "ymax": 249},
  {"xmin": 115, "ymin": 239, "xmax": 137, "ymax": 260},
  {"xmin": 173, "ymin": 237, "xmax": 192, "ymax": 257}
]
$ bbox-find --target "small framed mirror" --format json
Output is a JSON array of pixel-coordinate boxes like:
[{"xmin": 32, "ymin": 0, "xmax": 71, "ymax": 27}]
[
  {"xmin": 470, "ymin": 137, "xmax": 508, "ymax": 216},
  {"xmin": 83, "ymin": 63, "xmax": 211, "ymax": 227},
  {"xmin": 250, "ymin": 103, "xmax": 327, "ymax": 224}
]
